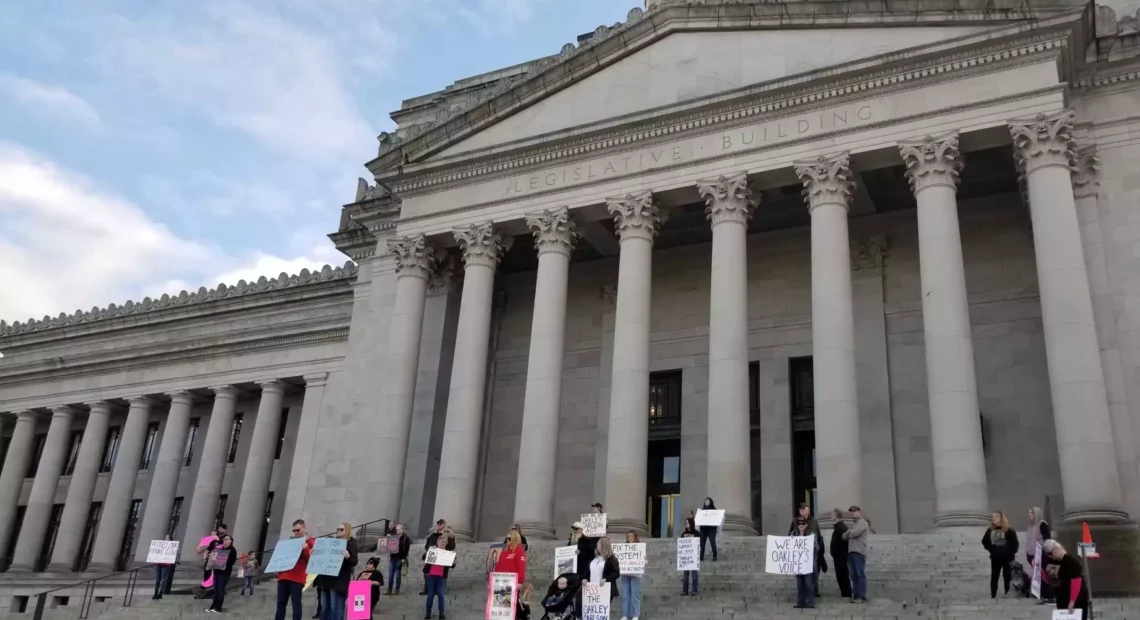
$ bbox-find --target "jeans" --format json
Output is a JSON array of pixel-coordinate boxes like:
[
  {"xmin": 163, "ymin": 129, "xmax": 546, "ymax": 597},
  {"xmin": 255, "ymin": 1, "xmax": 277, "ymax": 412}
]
[
  {"xmin": 833, "ymin": 555, "xmax": 852, "ymax": 598},
  {"xmin": 319, "ymin": 589, "xmax": 346, "ymax": 620},
  {"xmin": 210, "ymin": 572, "xmax": 230, "ymax": 611},
  {"xmin": 425, "ymin": 575, "xmax": 446, "ymax": 616},
  {"xmin": 275, "ymin": 580, "xmax": 304, "ymax": 620},
  {"xmin": 795, "ymin": 573, "xmax": 816, "ymax": 607},
  {"xmin": 164, "ymin": 564, "xmax": 175, "ymax": 594},
  {"xmin": 241, "ymin": 575, "xmax": 255, "ymax": 594},
  {"xmin": 848, "ymin": 553, "xmax": 867, "ymax": 600},
  {"xmin": 699, "ymin": 528, "xmax": 718, "ymax": 561},
  {"xmin": 388, "ymin": 556, "xmax": 402, "ymax": 593},
  {"xmin": 618, "ymin": 575, "xmax": 641, "ymax": 617},
  {"xmin": 153, "ymin": 565, "xmax": 169, "ymax": 597},
  {"xmin": 681, "ymin": 571, "xmax": 698, "ymax": 595}
]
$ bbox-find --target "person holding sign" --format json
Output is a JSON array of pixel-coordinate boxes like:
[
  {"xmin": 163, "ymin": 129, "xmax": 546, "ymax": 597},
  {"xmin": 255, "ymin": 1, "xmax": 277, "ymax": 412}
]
[
  {"xmin": 206, "ymin": 535, "xmax": 238, "ymax": 612},
  {"xmin": 616, "ymin": 532, "xmax": 643, "ymax": 620},
  {"xmin": 588, "ymin": 538, "xmax": 620, "ymax": 602},
  {"xmin": 787, "ymin": 506, "xmax": 825, "ymax": 600},
  {"xmin": 149, "ymin": 535, "xmax": 178, "ymax": 600},
  {"xmin": 791, "ymin": 519, "xmax": 826, "ymax": 609},
  {"xmin": 678, "ymin": 524, "xmax": 699, "ymax": 596},
  {"xmin": 493, "ymin": 531, "xmax": 528, "ymax": 584},
  {"xmin": 316, "ymin": 523, "xmax": 360, "ymax": 620},
  {"xmin": 697, "ymin": 498, "xmax": 719, "ymax": 562},
  {"xmin": 981, "ymin": 512, "xmax": 1019, "ymax": 598},
  {"xmin": 356, "ymin": 558, "xmax": 384, "ymax": 619},
  {"xmin": 424, "ymin": 534, "xmax": 453, "ymax": 619},
  {"xmin": 1026, "ymin": 507, "xmax": 1054, "ymax": 603},
  {"xmin": 387, "ymin": 523, "xmax": 411, "ymax": 596},
  {"xmin": 276, "ymin": 519, "xmax": 317, "ymax": 620},
  {"xmin": 1042, "ymin": 540, "xmax": 1088, "ymax": 619}
]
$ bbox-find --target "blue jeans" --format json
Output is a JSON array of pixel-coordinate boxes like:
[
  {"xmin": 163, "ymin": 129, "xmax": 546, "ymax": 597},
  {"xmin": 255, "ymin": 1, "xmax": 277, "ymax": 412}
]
[
  {"xmin": 796, "ymin": 574, "xmax": 816, "ymax": 607},
  {"xmin": 241, "ymin": 575, "xmax": 255, "ymax": 594},
  {"xmin": 682, "ymin": 571, "xmax": 698, "ymax": 594},
  {"xmin": 619, "ymin": 576, "xmax": 641, "ymax": 617},
  {"xmin": 153, "ymin": 565, "xmax": 169, "ymax": 597},
  {"xmin": 848, "ymin": 552, "xmax": 867, "ymax": 600},
  {"xmin": 275, "ymin": 580, "xmax": 304, "ymax": 620},
  {"xmin": 425, "ymin": 575, "xmax": 446, "ymax": 616},
  {"xmin": 388, "ymin": 556, "xmax": 402, "ymax": 593},
  {"xmin": 319, "ymin": 589, "xmax": 346, "ymax": 620}
]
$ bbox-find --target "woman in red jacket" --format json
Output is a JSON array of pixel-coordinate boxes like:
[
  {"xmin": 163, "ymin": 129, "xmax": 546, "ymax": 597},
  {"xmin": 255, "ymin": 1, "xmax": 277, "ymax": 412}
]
[{"xmin": 494, "ymin": 531, "xmax": 528, "ymax": 585}]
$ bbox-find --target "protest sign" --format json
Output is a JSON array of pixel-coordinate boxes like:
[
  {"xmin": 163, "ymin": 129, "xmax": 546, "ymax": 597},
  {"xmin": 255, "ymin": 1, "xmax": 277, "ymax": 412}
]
[
  {"xmin": 554, "ymin": 546, "xmax": 576, "ymax": 579},
  {"xmin": 612, "ymin": 543, "xmax": 646, "ymax": 575},
  {"xmin": 485, "ymin": 572, "xmax": 518, "ymax": 620},
  {"xmin": 765, "ymin": 535, "xmax": 815, "ymax": 575},
  {"xmin": 146, "ymin": 540, "xmax": 179, "ymax": 564},
  {"xmin": 265, "ymin": 538, "xmax": 307, "ymax": 573},
  {"xmin": 581, "ymin": 582, "xmax": 610, "ymax": 620},
  {"xmin": 198, "ymin": 535, "xmax": 217, "ymax": 551},
  {"xmin": 580, "ymin": 513, "xmax": 607, "ymax": 538},
  {"xmin": 347, "ymin": 581, "xmax": 372, "ymax": 620},
  {"xmin": 695, "ymin": 509, "xmax": 725, "ymax": 528},
  {"xmin": 426, "ymin": 548, "xmax": 456, "ymax": 567},
  {"xmin": 676, "ymin": 538, "xmax": 700, "ymax": 571},
  {"xmin": 487, "ymin": 543, "xmax": 505, "ymax": 573},
  {"xmin": 308, "ymin": 538, "xmax": 348, "ymax": 576},
  {"xmin": 1031, "ymin": 542, "xmax": 1042, "ymax": 599},
  {"xmin": 1052, "ymin": 611, "xmax": 1082, "ymax": 620},
  {"xmin": 375, "ymin": 536, "xmax": 400, "ymax": 554},
  {"xmin": 304, "ymin": 573, "xmax": 317, "ymax": 591},
  {"xmin": 213, "ymin": 548, "xmax": 231, "ymax": 569}
]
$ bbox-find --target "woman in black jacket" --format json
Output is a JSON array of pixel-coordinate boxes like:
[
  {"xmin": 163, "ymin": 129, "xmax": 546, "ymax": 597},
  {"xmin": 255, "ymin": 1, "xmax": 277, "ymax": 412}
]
[
  {"xmin": 698, "ymin": 497, "xmax": 719, "ymax": 561},
  {"xmin": 829, "ymin": 508, "xmax": 852, "ymax": 598},
  {"xmin": 981, "ymin": 512, "xmax": 1019, "ymax": 598},
  {"xmin": 316, "ymin": 522, "xmax": 361, "ymax": 620},
  {"xmin": 356, "ymin": 558, "xmax": 384, "ymax": 618},
  {"xmin": 207, "ymin": 535, "xmax": 238, "ymax": 612},
  {"xmin": 589, "ymin": 537, "xmax": 620, "ymax": 601}
]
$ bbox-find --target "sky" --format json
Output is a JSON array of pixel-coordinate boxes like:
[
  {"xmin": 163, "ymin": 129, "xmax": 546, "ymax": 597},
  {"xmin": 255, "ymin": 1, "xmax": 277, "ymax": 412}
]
[{"xmin": 0, "ymin": 0, "xmax": 631, "ymax": 325}]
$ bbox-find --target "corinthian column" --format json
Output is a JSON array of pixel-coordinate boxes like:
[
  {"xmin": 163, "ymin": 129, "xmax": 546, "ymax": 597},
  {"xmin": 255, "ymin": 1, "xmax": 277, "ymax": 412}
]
[
  {"xmin": 794, "ymin": 153, "xmax": 862, "ymax": 516},
  {"xmin": 604, "ymin": 191, "xmax": 663, "ymax": 536},
  {"xmin": 0, "ymin": 412, "xmax": 38, "ymax": 566},
  {"xmin": 90, "ymin": 397, "xmax": 155, "ymax": 569},
  {"xmin": 49, "ymin": 402, "xmax": 111, "ymax": 571},
  {"xmin": 698, "ymin": 172, "xmax": 758, "ymax": 533},
  {"xmin": 134, "ymin": 391, "xmax": 197, "ymax": 562},
  {"xmin": 12, "ymin": 406, "xmax": 75, "ymax": 571},
  {"xmin": 435, "ymin": 222, "xmax": 508, "ymax": 541},
  {"xmin": 231, "ymin": 381, "xmax": 286, "ymax": 548},
  {"xmin": 513, "ymin": 208, "xmax": 579, "ymax": 539},
  {"xmin": 899, "ymin": 132, "xmax": 989, "ymax": 527}
]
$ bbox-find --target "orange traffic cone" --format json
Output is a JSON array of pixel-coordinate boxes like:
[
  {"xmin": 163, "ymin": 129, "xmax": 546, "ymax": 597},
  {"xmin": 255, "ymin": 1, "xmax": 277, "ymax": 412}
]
[{"xmin": 1080, "ymin": 522, "xmax": 1100, "ymax": 558}]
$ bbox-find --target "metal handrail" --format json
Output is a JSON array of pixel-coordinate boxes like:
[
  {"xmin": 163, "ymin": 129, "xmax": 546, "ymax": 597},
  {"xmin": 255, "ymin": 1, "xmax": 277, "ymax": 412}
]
[{"xmin": 30, "ymin": 517, "xmax": 394, "ymax": 620}]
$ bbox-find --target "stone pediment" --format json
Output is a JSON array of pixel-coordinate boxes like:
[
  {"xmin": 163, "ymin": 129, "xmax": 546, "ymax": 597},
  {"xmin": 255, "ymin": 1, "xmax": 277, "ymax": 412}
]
[{"xmin": 367, "ymin": 0, "xmax": 1089, "ymax": 176}]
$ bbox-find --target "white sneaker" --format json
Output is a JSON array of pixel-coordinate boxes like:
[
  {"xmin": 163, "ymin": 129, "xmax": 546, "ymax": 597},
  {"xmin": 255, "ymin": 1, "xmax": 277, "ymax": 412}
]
[
  {"xmin": 620, "ymin": 617, "xmax": 629, "ymax": 620},
  {"xmin": 633, "ymin": 617, "xmax": 640, "ymax": 620}
]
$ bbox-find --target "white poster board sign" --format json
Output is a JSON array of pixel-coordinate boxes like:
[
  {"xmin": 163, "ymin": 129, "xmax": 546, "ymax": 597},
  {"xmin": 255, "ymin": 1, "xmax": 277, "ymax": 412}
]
[
  {"xmin": 146, "ymin": 540, "xmax": 180, "ymax": 564},
  {"xmin": 676, "ymin": 537, "xmax": 700, "ymax": 571},
  {"xmin": 426, "ymin": 548, "xmax": 456, "ymax": 567},
  {"xmin": 486, "ymin": 572, "xmax": 518, "ymax": 620},
  {"xmin": 580, "ymin": 513, "xmax": 607, "ymax": 538},
  {"xmin": 612, "ymin": 543, "xmax": 646, "ymax": 575},
  {"xmin": 764, "ymin": 535, "xmax": 815, "ymax": 575},
  {"xmin": 554, "ymin": 546, "xmax": 576, "ymax": 579},
  {"xmin": 1052, "ymin": 611, "xmax": 1083, "ymax": 620},
  {"xmin": 1031, "ymin": 542, "xmax": 1042, "ymax": 599},
  {"xmin": 694, "ymin": 510, "xmax": 725, "ymax": 528},
  {"xmin": 581, "ymin": 582, "xmax": 610, "ymax": 620}
]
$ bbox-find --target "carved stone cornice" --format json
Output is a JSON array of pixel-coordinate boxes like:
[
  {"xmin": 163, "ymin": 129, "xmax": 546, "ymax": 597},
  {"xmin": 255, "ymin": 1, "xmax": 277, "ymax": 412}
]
[
  {"xmin": 1071, "ymin": 142, "xmax": 1101, "ymax": 199},
  {"xmin": 794, "ymin": 152, "xmax": 855, "ymax": 212},
  {"xmin": 607, "ymin": 191, "xmax": 664, "ymax": 242},
  {"xmin": 1009, "ymin": 110, "xmax": 1076, "ymax": 176},
  {"xmin": 454, "ymin": 222, "xmax": 508, "ymax": 269},
  {"xmin": 525, "ymin": 207, "xmax": 580, "ymax": 257},
  {"xmin": 898, "ymin": 131, "xmax": 963, "ymax": 194},
  {"xmin": 698, "ymin": 172, "xmax": 756, "ymax": 227},
  {"xmin": 386, "ymin": 234, "xmax": 437, "ymax": 281}
]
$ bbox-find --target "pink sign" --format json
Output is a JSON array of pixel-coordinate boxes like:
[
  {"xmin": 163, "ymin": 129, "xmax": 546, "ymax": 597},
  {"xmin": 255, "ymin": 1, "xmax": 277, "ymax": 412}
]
[
  {"xmin": 198, "ymin": 536, "xmax": 217, "ymax": 551},
  {"xmin": 346, "ymin": 581, "xmax": 372, "ymax": 620}
]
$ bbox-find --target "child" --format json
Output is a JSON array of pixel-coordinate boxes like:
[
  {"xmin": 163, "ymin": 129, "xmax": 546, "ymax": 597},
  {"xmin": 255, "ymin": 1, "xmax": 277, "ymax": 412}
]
[
  {"xmin": 793, "ymin": 518, "xmax": 820, "ymax": 609},
  {"xmin": 424, "ymin": 534, "xmax": 453, "ymax": 619},
  {"xmin": 681, "ymin": 520, "xmax": 699, "ymax": 596},
  {"xmin": 240, "ymin": 551, "xmax": 259, "ymax": 595},
  {"xmin": 516, "ymin": 581, "xmax": 532, "ymax": 620}
]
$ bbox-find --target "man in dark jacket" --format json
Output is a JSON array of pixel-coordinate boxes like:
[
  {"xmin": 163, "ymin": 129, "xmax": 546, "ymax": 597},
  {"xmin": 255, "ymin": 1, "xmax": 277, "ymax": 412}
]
[
  {"xmin": 829, "ymin": 508, "xmax": 852, "ymax": 598},
  {"xmin": 787, "ymin": 504, "xmax": 824, "ymax": 597},
  {"xmin": 387, "ymin": 523, "xmax": 411, "ymax": 595}
]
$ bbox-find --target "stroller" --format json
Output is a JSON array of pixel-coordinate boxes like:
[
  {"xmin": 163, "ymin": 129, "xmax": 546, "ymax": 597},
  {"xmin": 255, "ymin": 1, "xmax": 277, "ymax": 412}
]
[{"xmin": 541, "ymin": 573, "xmax": 583, "ymax": 620}]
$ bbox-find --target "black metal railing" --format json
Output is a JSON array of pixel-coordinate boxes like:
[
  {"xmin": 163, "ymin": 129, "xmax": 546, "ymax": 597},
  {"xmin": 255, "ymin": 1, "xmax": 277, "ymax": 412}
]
[{"xmin": 30, "ymin": 517, "xmax": 394, "ymax": 620}]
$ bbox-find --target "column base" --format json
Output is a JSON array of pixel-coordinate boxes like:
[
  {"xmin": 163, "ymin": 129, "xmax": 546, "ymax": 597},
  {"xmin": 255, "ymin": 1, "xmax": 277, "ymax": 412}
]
[
  {"xmin": 515, "ymin": 522, "xmax": 557, "ymax": 540},
  {"xmin": 720, "ymin": 513, "xmax": 759, "ymax": 535},
  {"xmin": 448, "ymin": 527, "xmax": 475, "ymax": 543},
  {"xmin": 934, "ymin": 511, "xmax": 992, "ymax": 528},
  {"xmin": 45, "ymin": 562, "xmax": 75, "ymax": 573},
  {"xmin": 606, "ymin": 517, "xmax": 649, "ymax": 539},
  {"xmin": 85, "ymin": 561, "xmax": 118, "ymax": 573},
  {"xmin": 6, "ymin": 562, "xmax": 33, "ymax": 573},
  {"xmin": 1055, "ymin": 518, "xmax": 1140, "ymax": 596}
]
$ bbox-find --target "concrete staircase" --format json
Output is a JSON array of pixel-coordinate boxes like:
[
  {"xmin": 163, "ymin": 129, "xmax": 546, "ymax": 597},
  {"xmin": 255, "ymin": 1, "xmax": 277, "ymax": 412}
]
[{"xmin": 33, "ymin": 532, "xmax": 1140, "ymax": 620}]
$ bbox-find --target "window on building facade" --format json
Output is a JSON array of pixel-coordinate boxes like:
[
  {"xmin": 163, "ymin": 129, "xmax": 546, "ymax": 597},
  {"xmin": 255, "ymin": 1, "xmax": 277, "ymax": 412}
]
[
  {"xmin": 116, "ymin": 500, "xmax": 143, "ymax": 571},
  {"xmin": 36, "ymin": 504, "xmax": 65, "ymax": 572},
  {"xmin": 227, "ymin": 414, "xmax": 243, "ymax": 464},
  {"xmin": 76, "ymin": 502, "xmax": 102, "ymax": 572},
  {"xmin": 26, "ymin": 433, "xmax": 47, "ymax": 478},
  {"xmin": 168, "ymin": 497, "xmax": 184, "ymax": 538},
  {"xmin": 100, "ymin": 426, "xmax": 122, "ymax": 473},
  {"xmin": 257, "ymin": 492, "xmax": 274, "ymax": 554},
  {"xmin": 648, "ymin": 371, "xmax": 683, "ymax": 430},
  {"xmin": 183, "ymin": 418, "xmax": 200, "ymax": 467},
  {"xmin": 139, "ymin": 422, "xmax": 160, "ymax": 470},
  {"xmin": 0, "ymin": 436, "xmax": 9, "ymax": 471},
  {"xmin": 215, "ymin": 495, "xmax": 228, "ymax": 529},
  {"xmin": 63, "ymin": 430, "xmax": 83, "ymax": 476},
  {"xmin": 4, "ymin": 506, "xmax": 26, "ymax": 569},
  {"xmin": 274, "ymin": 409, "xmax": 290, "ymax": 460}
]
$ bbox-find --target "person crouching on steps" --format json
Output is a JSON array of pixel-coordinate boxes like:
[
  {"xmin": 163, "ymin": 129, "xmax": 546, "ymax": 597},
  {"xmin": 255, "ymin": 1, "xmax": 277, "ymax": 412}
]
[
  {"xmin": 680, "ymin": 521, "xmax": 699, "ymax": 596},
  {"xmin": 424, "ymin": 534, "xmax": 453, "ymax": 619},
  {"xmin": 982, "ymin": 511, "xmax": 1019, "ymax": 598}
]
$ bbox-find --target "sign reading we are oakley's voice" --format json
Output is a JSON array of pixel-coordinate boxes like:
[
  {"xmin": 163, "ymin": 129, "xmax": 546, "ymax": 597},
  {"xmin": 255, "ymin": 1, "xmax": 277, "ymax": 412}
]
[{"xmin": 765, "ymin": 535, "xmax": 815, "ymax": 575}]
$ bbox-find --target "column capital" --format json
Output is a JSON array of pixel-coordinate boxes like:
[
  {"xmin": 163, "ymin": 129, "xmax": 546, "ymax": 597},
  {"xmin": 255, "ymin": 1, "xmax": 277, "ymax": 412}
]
[
  {"xmin": 607, "ymin": 190, "xmax": 663, "ymax": 242},
  {"xmin": 49, "ymin": 406, "xmax": 77, "ymax": 421},
  {"xmin": 899, "ymin": 131, "xmax": 963, "ymax": 193},
  {"xmin": 386, "ymin": 234, "xmax": 437, "ymax": 281},
  {"xmin": 83, "ymin": 401, "xmax": 114, "ymax": 414},
  {"xmin": 794, "ymin": 152, "xmax": 855, "ymax": 212},
  {"xmin": 302, "ymin": 372, "xmax": 329, "ymax": 388},
  {"xmin": 256, "ymin": 380, "xmax": 287, "ymax": 396},
  {"xmin": 454, "ymin": 221, "xmax": 508, "ymax": 269},
  {"xmin": 1072, "ymin": 142, "xmax": 1101, "ymax": 199},
  {"xmin": 1009, "ymin": 110, "xmax": 1076, "ymax": 175},
  {"xmin": 165, "ymin": 390, "xmax": 199, "ymax": 405},
  {"xmin": 525, "ymin": 207, "xmax": 579, "ymax": 257},
  {"xmin": 126, "ymin": 396, "xmax": 157, "ymax": 409},
  {"xmin": 14, "ymin": 410, "xmax": 39, "ymax": 423},
  {"xmin": 209, "ymin": 385, "xmax": 241, "ymax": 400},
  {"xmin": 698, "ymin": 172, "xmax": 756, "ymax": 227}
]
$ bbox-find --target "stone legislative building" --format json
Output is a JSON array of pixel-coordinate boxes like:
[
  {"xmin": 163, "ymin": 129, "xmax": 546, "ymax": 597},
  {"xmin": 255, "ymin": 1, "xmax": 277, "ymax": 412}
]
[{"xmin": 3, "ymin": 0, "xmax": 1140, "ymax": 596}]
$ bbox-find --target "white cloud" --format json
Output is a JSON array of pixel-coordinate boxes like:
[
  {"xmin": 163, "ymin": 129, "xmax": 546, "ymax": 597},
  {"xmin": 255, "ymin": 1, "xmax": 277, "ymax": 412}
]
[{"xmin": 0, "ymin": 74, "xmax": 102, "ymax": 129}]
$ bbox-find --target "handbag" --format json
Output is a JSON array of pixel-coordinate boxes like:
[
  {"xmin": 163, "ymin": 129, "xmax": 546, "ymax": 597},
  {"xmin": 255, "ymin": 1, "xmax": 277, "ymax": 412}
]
[
  {"xmin": 401, "ymin": 559, "xmax": 409, "ymax": 577},
  {"xmin": 237, "ymin": 567, "xmax": 245, "ymax": 579}
]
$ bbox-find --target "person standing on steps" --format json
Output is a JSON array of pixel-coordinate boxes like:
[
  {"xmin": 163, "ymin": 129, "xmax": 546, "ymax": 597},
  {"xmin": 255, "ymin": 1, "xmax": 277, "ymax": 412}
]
[
  {"xmin": 787, "ymin": 503, "xmax": 822, "ymax": 597},
  {"xmin": 618, "ymin": 531, "xmax": 642, "ymax": 620},
  {"xmin": 420, "ymin": 520, "xmax": 453, "ymax": 595},
  {"xmin": 590, "ymin": 537, "xmax": 620, "ymax": 605},
  {"xmin": 680, "ymin": 521, "xmax": 699, "ymax": 596},
  {"xmin": 240, "ymin": 550, "xmax": 259, "ymax": 595},
  {"xmin": 493, "ymin": 530, "xmax": 528, "ymax": 584},
  {"xmin": 388, "ymin": 523, "xmax": 411, "ymax": 596},
  {"xmin": 423, "ymin": 533, "xmax": 454, "ymax": 620},
  {"xmin": 276, "ymin": 519, "xmax": 316, "ymax": 620},
  {"xmin": 982, "ymin": 511, "xmax": 1019, "ymax": 598},
  {"xmin": 1025, "ymin": 506, "xmax": 1053, "ymax": 604},
  {"xmin": 504, "ymin": 524, "xmax": 529, "ymax": 552},
  {"xmin": 792, "ymin": 518, "xmax": 826, "ymax": 609},
  {"xmin": 1041, "ymin": 540, "xmax": 1089, "ymax": 619},
  {"xmin": 829, "ymin": 508, "xmax": 852, "ymax": 599},
  {"xmin": 153, "ymin": 534, "xmax": 175, "ymax": 600},
  {"xmin": 316, "ymin": 522, "xmax": 360, "ymax": 620},
  {"xmin": 698, "ymin": 497, "xmax": 719, "ymax": 562},
  {"xmin": 206, "ymin": 535, "xmax": 238, "ymax": 613},
  {"xmin": 842, "ymin": 506, "xmax": 870, "ymax": 603}
]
